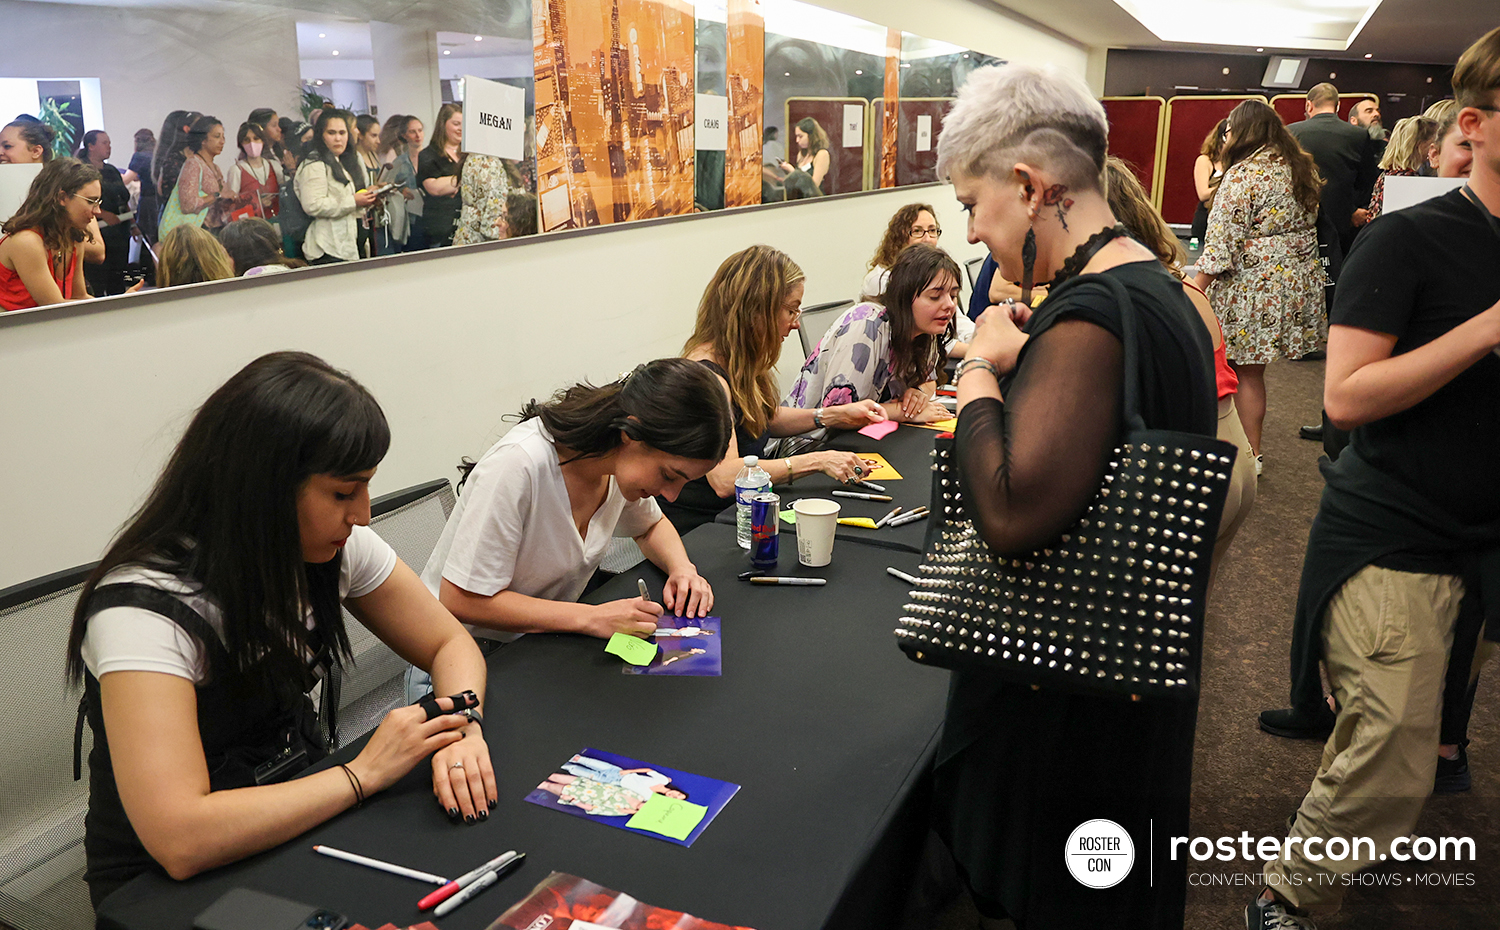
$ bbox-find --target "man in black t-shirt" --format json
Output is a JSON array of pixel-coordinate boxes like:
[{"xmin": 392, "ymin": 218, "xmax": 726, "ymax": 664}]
[{"xmin": 1250, "ymin": 28, "xmax": 1500, "ymax": 930}]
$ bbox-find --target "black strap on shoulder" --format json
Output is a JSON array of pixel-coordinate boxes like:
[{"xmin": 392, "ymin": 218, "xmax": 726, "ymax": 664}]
[{"xmin": 73, "ymin": 583, "xmax": 228, "ymax": 781}]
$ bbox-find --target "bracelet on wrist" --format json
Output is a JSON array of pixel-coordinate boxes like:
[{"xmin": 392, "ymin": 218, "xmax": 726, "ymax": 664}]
[
  {"xmin": 339, "ymin": 763, "xmax": 364, "ymax": 808},
  {"xmin": 813, "ymin": 407, "xmax": 825, "ymax": 429},
  {"xmin": 956, "ymin": 357, "xmax": 1000, "ymax": 381},
  {"xmin": 784, "ymin": 457, "xmax": 795, "ymax": 485}
]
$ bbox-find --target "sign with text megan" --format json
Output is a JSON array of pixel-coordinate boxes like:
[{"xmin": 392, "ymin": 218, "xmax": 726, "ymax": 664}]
[{"xmin": 462, "ymin": 75, "xmax": 526, "ymax": 161}]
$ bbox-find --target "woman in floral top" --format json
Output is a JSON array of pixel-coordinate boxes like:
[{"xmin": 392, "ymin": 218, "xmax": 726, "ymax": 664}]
[
  {"xmin": 780, "ymin": 244, "xmax": 957, "ymax": 452},
  {"xmin": 452, "ymin": 153, "xmax": 514, "ymax": 246},
  {"xmin": 1193, "ymin": 99, "xmax": 1325, "ymax": 474}
]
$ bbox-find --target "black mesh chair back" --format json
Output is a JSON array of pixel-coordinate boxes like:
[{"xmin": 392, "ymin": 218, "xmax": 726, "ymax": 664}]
[{"xmin": 324, "ymin": 479, "xmax": 456, "ymax": 748}]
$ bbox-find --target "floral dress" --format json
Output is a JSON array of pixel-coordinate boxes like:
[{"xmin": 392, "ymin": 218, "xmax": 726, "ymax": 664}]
[
  {"xmin": 452, "ymin": 154, "xmax": 512, "ymax": 246},
  {"xmin": 557, "ymin": 777, "xmax": 642, "ymax": 817},
  {"xmin": 1198, "ymin": 148, "xmax": 1326, "ymax": 365},
  {"xmin": 1366, "ymin": 167, "xmax": 1415, "ymax": 222}
]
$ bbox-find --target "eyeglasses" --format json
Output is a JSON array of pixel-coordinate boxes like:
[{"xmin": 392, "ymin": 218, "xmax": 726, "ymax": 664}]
[
  {"xmin": 909, "ymin": 226, "xmax": 942, "ymax": 239},
  {"xmin": 71, "ymin": 192, "xmax": 103, "ymax": 207}
]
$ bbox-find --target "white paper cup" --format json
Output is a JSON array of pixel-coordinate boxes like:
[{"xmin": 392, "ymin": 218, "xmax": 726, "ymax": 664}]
[{"xmin": 793, "ymin": 498, "xmax": 840, "ymax": 567}]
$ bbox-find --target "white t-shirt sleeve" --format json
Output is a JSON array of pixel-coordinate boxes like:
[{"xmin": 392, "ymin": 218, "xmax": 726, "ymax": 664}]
[
  {"xmin": 340, "ymin": 523, "xmax": 398, "ymax": 599},
  {"xmin": 80, "ymin": 604, "xmax": 207, "ymax": 682},
  {"xmin": 614, "ymin": 493, "xmax": 663, "ymax": 538},
  {"xmin": 441, "ymin": 445, "xmax": 535, "ymax": 597}
]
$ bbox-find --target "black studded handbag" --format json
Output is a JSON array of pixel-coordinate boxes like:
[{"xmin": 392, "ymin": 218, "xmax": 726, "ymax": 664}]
[{"xmin": 893, "ymin": 274, "xmax": 1237, "ymax": 701}]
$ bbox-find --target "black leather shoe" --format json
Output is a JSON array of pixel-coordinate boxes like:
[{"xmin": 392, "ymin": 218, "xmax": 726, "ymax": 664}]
[
  {"xmin": 1435, "ymin": 743, "xmax": 1471, "ymax": 794},
  {"xmin": 1259, "ymin": 705, "xmax": 1336, "ymax": 740},
  {"xmin": 1298, "ymin": 349, "xmax": 1327, "ymax": 360},
  {"xmin": 1299, "ymin": 425, "xmax": 1324, "ymax": 441}
]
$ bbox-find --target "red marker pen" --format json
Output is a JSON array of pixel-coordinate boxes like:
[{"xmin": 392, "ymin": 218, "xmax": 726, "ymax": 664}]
[{"xmin": 418, "ymin": 850, "xmax": 519, "ymax": 910}]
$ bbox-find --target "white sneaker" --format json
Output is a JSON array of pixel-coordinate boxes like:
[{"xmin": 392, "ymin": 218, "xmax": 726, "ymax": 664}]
[{"xmin": 1254, "ymin": 454, "xmax": 1264, "ymax": 476}]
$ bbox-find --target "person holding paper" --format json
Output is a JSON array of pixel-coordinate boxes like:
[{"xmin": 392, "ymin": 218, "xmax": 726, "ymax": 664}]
[
  {"xmin": 663, "ymin": 245, "xmax": 886, "ymax": 534},
  {"xmin": 779, "ymin": 244, "xmax": 956, "ymax": 452},
  {"xmin": 418, "ymin": 359, "xmax": 731, "ymax": 679},
  {"xmin": 65, "ymin": 351, "xmax": 494, "ymax": 908}
]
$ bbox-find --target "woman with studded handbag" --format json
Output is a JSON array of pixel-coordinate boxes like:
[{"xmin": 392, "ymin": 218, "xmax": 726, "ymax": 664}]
[{"xmin": 918, "ymin": 64, "xmax": 1224, "ymax": 930}]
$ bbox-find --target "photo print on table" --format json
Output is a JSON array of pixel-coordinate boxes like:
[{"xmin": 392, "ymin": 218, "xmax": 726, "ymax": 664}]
[
  {"xmin": 491, "ymin": 870, "xmax": 757, "ymax": 929},
  {"xmin": 624, "ymin": 615, "xmax": 722, "ymax": 676},
  {"xmin": 525, "ymin": 748, "xmax": 740, "ymax": 847}
]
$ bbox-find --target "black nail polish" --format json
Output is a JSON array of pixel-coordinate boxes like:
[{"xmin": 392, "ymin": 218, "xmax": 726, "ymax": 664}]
[
  {"xmin": 449, "ymin": 807, "xmax": 459, "ymax": 817},
  {"xmin": 489, "ymin": 797, "xmax": 497, "ymax": 810},
  {"xmin": 478, "ymin": 809, "xmax": 488, "ymax": 821},
  {"xmin": 465, "ymin": 814, "xmax": 475, "ymax": 824}
]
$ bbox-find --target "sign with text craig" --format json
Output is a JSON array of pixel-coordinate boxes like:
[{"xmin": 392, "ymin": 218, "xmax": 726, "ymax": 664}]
[{"xmin": 462, "ymin": 75, "xmax": 526, "ymax": 160}]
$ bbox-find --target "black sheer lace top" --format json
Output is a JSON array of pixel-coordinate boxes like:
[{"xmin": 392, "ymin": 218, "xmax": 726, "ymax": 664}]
[{"xmin": 956, "ymin": 260, "xmax": 1217, "ymax": 557}]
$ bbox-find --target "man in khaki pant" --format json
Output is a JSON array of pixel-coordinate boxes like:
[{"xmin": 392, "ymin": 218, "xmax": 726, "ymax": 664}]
[{"xmin": 1248, "ymin": 27, "xmax": 1500, "ymax": 930}]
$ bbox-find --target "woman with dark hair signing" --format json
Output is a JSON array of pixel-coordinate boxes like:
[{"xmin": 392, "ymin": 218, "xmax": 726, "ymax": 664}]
[
  {"xmin": 935, "ymin": 64, "xmax": 1217, "ymax": 929},
  {"xmin": 420, "ymin": 359, "xmax": 732, "ymax": 664},
  {"xmin": 781, "ymin": 243, "xmax": 957, "ymax": 451},
  {"xmin": 66, "ymin": 352, "xmax": 494, "ymax": 909}
]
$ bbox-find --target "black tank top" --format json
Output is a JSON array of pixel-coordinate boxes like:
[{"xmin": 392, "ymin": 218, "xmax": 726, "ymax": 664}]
[
  {"xmin": 76, "ymin": 583, "xmax": 327, "ymax": 909},
  {"xmin": 656, "ymin": 359, "xmax": 770, "ymax": 535}
]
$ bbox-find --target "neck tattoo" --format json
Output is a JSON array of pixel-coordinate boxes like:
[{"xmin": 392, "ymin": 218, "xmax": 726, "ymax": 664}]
[{"xmin": 1040, "ymin": 184, "xmax": 1075, "ymax": 232}]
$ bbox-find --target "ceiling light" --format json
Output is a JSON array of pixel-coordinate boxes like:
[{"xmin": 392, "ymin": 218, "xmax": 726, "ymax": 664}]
[
  {"xmin": 1256, "ymin": 47, "xmax": 1264, "ymax": 52},
  {"xmin": 1329, "ymin": 72, "xmax": 1336, "ymax": 79},
  {"xmin": 331, "ymin": 50, "xmax": 338, "ymax": 56},
  {"xmin": 1364, "ymin": 53, "xmax": 1372, "ymax": 58},
  {"xmin": 474, "ymin": 35, "xmax": 483, "ymax": 41},
  {"xmin": 1222, "ymin": 67, "xmax": 1230, "ymax": 74},
  {"xmin": 444, "ymin": 50, "xmax": 451, "ymax": 55},
  {"xmin": 855, "ymin": 69, "xmax": 862, "ymax": 75},
  {"xmin": 785, "ymin": 72, "xmax": 790, "ymax": 76},
  {"xmin": 318, "ymin": 32, "xmax": 326, "ymax": 38},
  {"xmin": 1109, "ymin": 0, "xmax": 1383, "ymax": 51},
  {"xmin": 315, "ymin": 80, "xmax": 324, "ymax": 86}
]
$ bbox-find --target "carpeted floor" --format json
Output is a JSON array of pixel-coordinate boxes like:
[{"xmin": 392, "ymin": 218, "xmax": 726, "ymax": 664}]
[{"xmin": 910, "ymin": 357, "xmax": 1500, "ymax": 930}]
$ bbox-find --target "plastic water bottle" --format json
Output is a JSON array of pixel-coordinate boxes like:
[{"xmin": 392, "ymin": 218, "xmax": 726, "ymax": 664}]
[
  {"xmin": 734, "ymin": 455, "xmax": 772, "ymax": 549},
  {"xmin": 1188, "ymin": 237, "xmax": 1201, "ymax": 252}
]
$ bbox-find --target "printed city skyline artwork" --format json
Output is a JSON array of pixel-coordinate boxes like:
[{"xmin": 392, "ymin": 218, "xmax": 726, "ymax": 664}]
[
  {"xmin": 534, "ymin": 0, "xmax": 697, "ymax": 231},
  {"xmin": 724, "ymin": 0, "xmax": 765, "ymax": 208}
]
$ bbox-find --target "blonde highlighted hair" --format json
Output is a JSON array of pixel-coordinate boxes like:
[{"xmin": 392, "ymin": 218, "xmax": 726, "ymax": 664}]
[
  {"xmin": 157, "ymin": 225, "xmax": 235, "ymax": 288},
  {"xmin": 682, "ymin": 245, "xmax": 804, "ymax": 437}
]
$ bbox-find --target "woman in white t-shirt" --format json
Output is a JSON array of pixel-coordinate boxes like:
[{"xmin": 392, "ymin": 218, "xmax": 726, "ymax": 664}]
[
  {"xmin": 422, "ymin": 358, "xmax": 733, "ymax": 648},
  {"xmin": 65, "ymin": 351, "xmax": 494, "ymax": 908}
]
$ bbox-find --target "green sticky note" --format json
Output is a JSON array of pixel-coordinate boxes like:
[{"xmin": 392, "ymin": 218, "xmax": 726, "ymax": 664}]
[
  {"xmin": 780, "ymin": 509, "xmax": 797, "ymax": 525},
  {"xmin": 625, "ymin": 792, "xmax": 708, "ymax": 840},
  {"xmin": 605, "ymin": 633, "xmax": 657, "ymax": 666}
]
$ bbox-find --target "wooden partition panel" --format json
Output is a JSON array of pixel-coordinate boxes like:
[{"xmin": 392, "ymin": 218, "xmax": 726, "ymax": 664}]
[
  {"xmin": 1160, "ymin": 95, "xmax": 1264, "ymax": 225},
  {"xmin": 1102, "ymin": 96, "xmax": 1165, "ymax": 202},
  {"xmin": 1271, "ymin": 92, "xmax": 1380, "ymax": 126},
  {"xmin": 786, "ymin": 97, "xmax": 869, "ymax": 196},
  {"xmin": 896, "ymin": 98, "xmax": 952, "ymax": 187}
]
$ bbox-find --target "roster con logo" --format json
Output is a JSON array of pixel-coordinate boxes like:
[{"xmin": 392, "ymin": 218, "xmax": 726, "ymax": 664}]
[{"xmin": 1066, "ymin": 819, "xmax": 1136, "ymax": 888}]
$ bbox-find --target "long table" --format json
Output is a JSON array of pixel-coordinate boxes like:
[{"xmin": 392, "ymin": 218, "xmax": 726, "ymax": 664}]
[
  {"xmin": 96, "ymin": 522, "xmax": 948, "ymax": 930},
  {"xmin": 715, "ymin": 421, "xmax": 941, "ymax": 554}
]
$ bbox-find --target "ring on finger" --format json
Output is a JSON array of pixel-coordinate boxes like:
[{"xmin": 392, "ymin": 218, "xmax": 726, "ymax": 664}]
[{"xmin": 450, "ymin": 761, "xmax": 464, "ymax": 770}]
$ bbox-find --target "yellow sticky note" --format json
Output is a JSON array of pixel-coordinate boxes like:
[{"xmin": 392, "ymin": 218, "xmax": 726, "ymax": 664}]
[
  {"xmin": 839, "ymin": 517, "xmax": 878, "ymax": 529},
  {"xmin": 858, "ymin": 453, "xmax": 903, "ymax": 481},
  {"xmin": 605, "ymin": 633, "xmax": 657, "ymax": 666},
  {"xmin": 910, "ymin": 417, "xmax": 958, "ymax": 432},
  {"xmin": 625, "ymin": 793, "xmax": 708, "ymax": 840}
]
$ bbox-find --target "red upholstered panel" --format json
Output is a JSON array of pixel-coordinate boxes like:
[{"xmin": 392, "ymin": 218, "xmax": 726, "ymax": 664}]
[
  {"xmin": 786, "ymin": 99, "xmax": 867, "ymax": 195},
  {"xmin": 1273, "ymin": 96, "xmax": 1304, "ymax": 125},
  {"xmin": 1161, "ymin": 96, "xmax": 1257, "ymax": 225},
  {"xmin": 1102, "ymin": 98, "xmax": 1164, "ymax": 199},
  {"xmin": 896, "ymin": 99, "xmax": 950, "ymax": 186}
]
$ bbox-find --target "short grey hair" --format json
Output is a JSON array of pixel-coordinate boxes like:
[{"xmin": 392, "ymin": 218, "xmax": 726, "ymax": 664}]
[{"xmin": 936, "ymin": 63, "xmax": 1109, "ymax": 193}]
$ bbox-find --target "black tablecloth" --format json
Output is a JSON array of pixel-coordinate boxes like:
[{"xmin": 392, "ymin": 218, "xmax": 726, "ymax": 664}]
[
  {"xmin": 715, "ymin": 423, "xmax": 940, "ymax": 554},
  {"xmin": 97, "ymin": 524, "xmax": 948, "ymax": 930}
]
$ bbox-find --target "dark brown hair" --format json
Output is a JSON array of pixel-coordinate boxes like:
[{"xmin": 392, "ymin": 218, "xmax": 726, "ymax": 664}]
[
  {"xmin": 1105, "ymin": 156, "xmax": 1184, "ymax": 278},
  {"xmin": 2, "ymin": 157, "xmax": 99, "ymax": 251},
  {"xmin": 877, "ymin": 244, "xmax": 960, "ymax": 390},
  {"xmin": 869, "ymin": 203, "xmax": 937, "ymax": 272},
  {"xmin": 1220, "ymin": 99, "xmax": 1323, "ymax": 214},
  {"xmin": 1199, "ymin": 119, "xmax": 1228, "ymax": 161},
  {"xmin": 3, "ymin": 119, "xmax": 57, "ymax": 163}
]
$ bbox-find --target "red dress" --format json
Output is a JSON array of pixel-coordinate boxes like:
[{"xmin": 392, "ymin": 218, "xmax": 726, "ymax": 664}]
[{"xmin": 0, "ymin": 231, "xmax": 77, "ymax": 311}]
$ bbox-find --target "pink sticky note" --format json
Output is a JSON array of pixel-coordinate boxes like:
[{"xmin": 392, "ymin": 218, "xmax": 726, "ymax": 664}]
[{"xmin": 858, "ymin": 420, "xmax": 900, "ymax": 440}]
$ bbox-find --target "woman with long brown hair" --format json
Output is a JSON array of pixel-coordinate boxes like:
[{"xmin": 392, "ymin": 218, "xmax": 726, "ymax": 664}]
[
  {"xmin": 0, "ymin": 158, "xmax": 100, "ymax": 309},
  {"xmin": 779, "ymin": 116, "xmax": 830, "ymax": 193},
  {"xmin": 1193, "ymin": 98, "xmax": 1325, "ymax": 475},
  {"xmin": 782, "ymin": 243, "xmax": 955, "ymax": 451},
  {"xmin": 663, "ymin": 245, "xmax": 887, "ymax": 534},
  {"xmin": 860, "ymin": 202, "xmax": 940, "ymax": 300}
]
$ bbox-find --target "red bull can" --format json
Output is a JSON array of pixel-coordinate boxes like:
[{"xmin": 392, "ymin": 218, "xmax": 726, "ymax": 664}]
[{"xmin": 751, "ymin": 492, "xmax": 780, "ymax": 569}]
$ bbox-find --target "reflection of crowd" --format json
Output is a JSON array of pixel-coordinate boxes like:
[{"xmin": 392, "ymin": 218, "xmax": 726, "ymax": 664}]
[{"xmin": 0, "ymin": 101, "xmax": 538, "ymax": 310}]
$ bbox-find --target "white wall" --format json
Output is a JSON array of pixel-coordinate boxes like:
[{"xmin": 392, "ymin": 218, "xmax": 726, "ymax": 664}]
[
  {"xmin": 815, "ymin": 0, "xmax": 1089, "ymax": 74},
  {"xmin": 0, "ymin": 188, "xmax": 985, "ymax": 588},
  {"xmin": 0, "ymin": 0, "xmax": 302, "ymax": 162}
]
